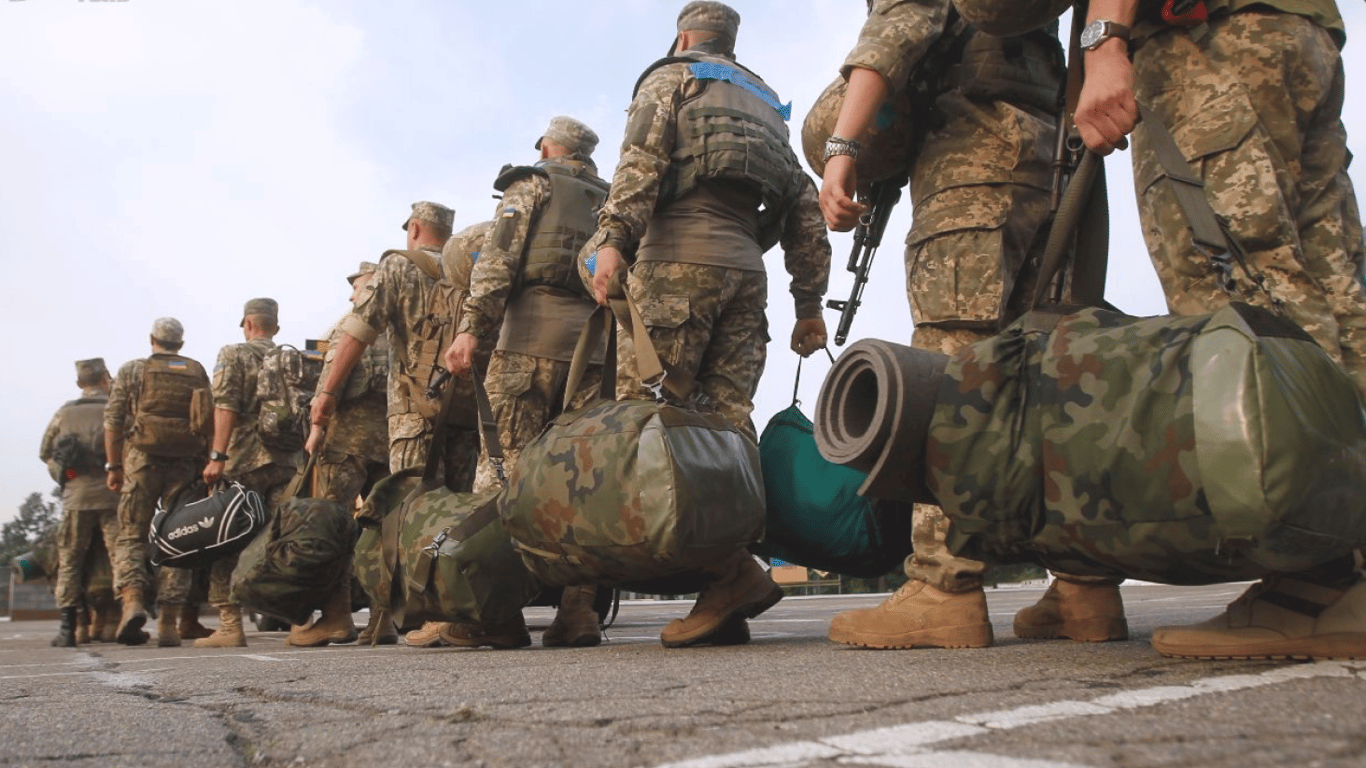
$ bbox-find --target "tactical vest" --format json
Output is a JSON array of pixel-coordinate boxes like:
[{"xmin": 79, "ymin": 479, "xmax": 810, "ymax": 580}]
[
  {"xmin": 635, "ymin": 51, "xmax": 806, "ymax": 249},
  {"xmin": 494, "ymin": 160, "xmax": 609, "ymax": 297},
  {"xmin": 943, "ymin": 26, "xmax": 1063, "ymax": 115},
  {"xmin": 388, "ymin": 247, "xmax": 478, "ymax": 428},
  {"xmin": 56, "ymin": 396, "xmax": 109, "ymax": 473},
  {"xmin": 128, "ymin": 354, "xmax": 211, "ymax": 458}
]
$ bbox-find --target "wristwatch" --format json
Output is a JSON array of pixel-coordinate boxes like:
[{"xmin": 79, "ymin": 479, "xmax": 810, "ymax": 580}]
[
  {"xmin": 1080, "ymin": 19, "xmax": 1130, "ymax": 51},
  {"xmin": 823, "ymin": 136, "xmax": 861, "ymax": 163},
  {"xmin": 209, "ymin": 450, "xmax": 229, "ymax": 462}
]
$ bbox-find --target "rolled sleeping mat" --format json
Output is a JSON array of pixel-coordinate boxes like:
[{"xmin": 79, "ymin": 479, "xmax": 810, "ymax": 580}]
[{"xmin": 814, "ymin": 339, "xmax": 948, "ymax": 504}]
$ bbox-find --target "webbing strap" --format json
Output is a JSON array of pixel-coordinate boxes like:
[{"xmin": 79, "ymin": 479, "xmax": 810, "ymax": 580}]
[{"xmin": 689, "ymin": 61, "xmax": 792, "ymax": 120}]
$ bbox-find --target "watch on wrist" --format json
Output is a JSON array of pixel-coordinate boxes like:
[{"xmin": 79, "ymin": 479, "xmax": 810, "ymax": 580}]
[
  {"xmin": 823, "ymin": 136, "xmax": 861, "ymax": 163},
  {"xmin": 1080, "ymin": 19, "xmax": 1131, "ymax": 51},
  {"xmin": 105, "ymin": 463, "xmax": 121, "ymax": 472},
  {"xmin": 209, "ymin": 450, "xmax": 229, "ymax": 462}
]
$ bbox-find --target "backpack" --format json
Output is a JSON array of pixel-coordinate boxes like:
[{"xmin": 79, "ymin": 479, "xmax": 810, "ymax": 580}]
[
  {"xmin": 127, "ymin": 356, "xmax": 212, "ymax": 458},
  {"xmin": 388, "ymin": 247, "xmax": 480, "ymax": 428},
  {"xmin": 254, "ymin": 344, "xmax": 321, "ymax": 453}
]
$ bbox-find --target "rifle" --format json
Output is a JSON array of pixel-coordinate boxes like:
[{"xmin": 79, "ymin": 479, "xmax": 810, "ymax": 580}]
[{"xmin": 825, "ymin": 180, "xmax": 903, "ymax": 346}]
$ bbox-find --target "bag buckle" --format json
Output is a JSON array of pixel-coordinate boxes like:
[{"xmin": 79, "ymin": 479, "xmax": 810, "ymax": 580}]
[
  {"xmin": 1196, "ymin": 241, "xmax": 1237, "ymax": 294},
  {"xmin": 645, "ymin": 372, "xmax": 668, "ymax": 403},
  {"xmin": 424, "ymin": 527, "xmax": 450, "ymax": 554},
  {"xmin": 491, "ymin": 456, "xmax": 507, "ymax": 484}
]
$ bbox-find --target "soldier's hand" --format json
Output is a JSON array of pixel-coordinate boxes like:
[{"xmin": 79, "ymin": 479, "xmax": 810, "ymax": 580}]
[
  {"xmin": 820, "ymin": 154, "xmax": 867, "ymax": 232},
  {"xmin": 305, "ymin": 424, "xmax": 326, "ymax": 456},
  {"xmin": 106, "ymin": 469, "xmax": 123, "ymax": 493},
  {"xmin": 591, "ymin": 247, "xmax": 624, "ymax": 306},
  {"xmin": 791, "ymin": 317, "xmax": 828, "ymax": 358},
  {"xmin": 309, "ymin": 391, "xmax": 336, "ymax": 431},
  {"xmin": 444, "ymin": 333, "xmax": 478, "ymax": 376},
  {"xmin": 203, "ymin": 459, "xmax": 224, "ymax": 486},
  {"xmin": 1075, "ymin": 39, "xmax": 1138, "ymax": 155}
]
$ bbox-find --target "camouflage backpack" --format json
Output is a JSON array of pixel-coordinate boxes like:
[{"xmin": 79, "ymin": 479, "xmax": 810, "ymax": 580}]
[{"xmin": 254, "ymin": 344, "xmax": 321, "ymax": 454}]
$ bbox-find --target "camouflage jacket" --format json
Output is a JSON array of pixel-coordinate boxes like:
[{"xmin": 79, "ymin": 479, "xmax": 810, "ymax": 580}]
[
  {"xmin": 1132, "ymin": 0, "xmax": 1344, "ymax": 47},
  {"xmin": 212, "ymin": 337, "xmax": 302, "ymax": 476},
  {"xmin": 103, "ymin": 354, "xmax": 209, "ymax": 438},
  {"xmin": 843, "ymin": 0, "xmax": 952, "ymax": 88},
  {"xmin": 40, "ymin": 386, "xmax": 120, "ymax": 511},
  {"xmin": 317, "ymin": 319, "xmax": 389, "ymax": 464},
  {"xmin": 589, "ymin": 40, "xmax": 831, "ymax": 320}
]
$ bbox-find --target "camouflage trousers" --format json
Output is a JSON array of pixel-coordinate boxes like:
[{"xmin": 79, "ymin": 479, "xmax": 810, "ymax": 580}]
[
  {"xmin": 54, "ymin": 507, "xmax": 118, "ymax": 609},
  {"xmin": 1132, "ymin": 11, "xmax": 1366, "ymax": 402},
  {"xmin": 315, "ymin": 449, "xmax": 389, "ymax": 508},
  {"xmin": 389, "ymin": 426, "xmax": 480, "ymax": 492},
  {"xmin": 472, "ymin": 350, "xmax": 603, "ymax": 494},
  {"xmin": 620, "ymin": 261, "xmax": 768, "ymax": 442},
  {"xmin": 114, "ymin": 451, "xmax": 197, "ymax": 606},
  {"xmin": 207, "ymin": 463, "xmax": 297, "ymax": 607}
]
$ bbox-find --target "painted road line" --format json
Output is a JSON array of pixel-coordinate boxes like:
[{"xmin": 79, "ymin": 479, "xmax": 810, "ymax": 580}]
[{"xmin": 654, "ymin": 661, "xmax": 1364, "ymax": 768}]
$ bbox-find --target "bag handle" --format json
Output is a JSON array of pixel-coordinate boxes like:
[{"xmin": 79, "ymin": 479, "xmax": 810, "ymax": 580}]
[{"xmin": 281, "ymin": 451, "xmax": 318, "ymax": 504}]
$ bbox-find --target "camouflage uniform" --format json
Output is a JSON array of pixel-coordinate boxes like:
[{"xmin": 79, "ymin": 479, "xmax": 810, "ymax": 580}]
[
  {"xmin": 104, "ymin": 355, "xmax": 202, "ymax": 607},
  {"xmin": 457, "ymin": 153, "xmax": 607, "ymax": 493},
  {"xmin": 846, "ymin": 0, "xmax": 1076, "ymax": 593},
  {"xmin": 41, "ymin": 381, "xmax": 121, "ymax": 611},
  {"xmin": 340, "ymin": 245, "xmax": 479, "ymax": 489},
  {"xmin": 314, "ymin": 325, "xmax": 389, "ymax": 506},
  {"xmin": 586, "ymin": 38, "xmax": 831, "ymax": 441},
  {"xmin": 1128, "ymin": 1, "xmax": 1366, "ymax": 402},
  {"xmin": 207, "ymin": 337, "xmax": 302, "ymax": 606}
]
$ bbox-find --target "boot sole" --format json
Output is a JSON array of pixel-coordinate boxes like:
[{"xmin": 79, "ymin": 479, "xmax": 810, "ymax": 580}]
[
  {"xmin": 829, "ymin": 623, "xmax": 994, "ymax": 650},
  {"xmin": 661, "ymin": 584, "xmax": 784, "ymax": 648},
  {"xmin": 116, "ymin": 615, "xmax": 149, "ymax": 646},
  {"xmin": 1014, "ymin": 617, "xmax": 1129, "ymax": 643},
  {"xmin": 542, "ymin": 632, "xmax": 603, "ymax": 648},
  {"xmin": 1152, "ymin": 632, "xmax": 1366, "ymax": 660}
]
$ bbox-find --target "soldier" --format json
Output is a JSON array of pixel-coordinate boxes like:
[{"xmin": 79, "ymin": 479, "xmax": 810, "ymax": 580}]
[
  {"xmin": 444, "ymin": 116, "xmax": 610, "ymax": 649},
  {"xmin": 103, "ymin": 319, "xmax": 210, "ymax": 647},
  {"xmin": 288, "ymin": 261, "xmax": 391, "ymax": 647},
  {"xmin": 1059, "ymin": 0, "xmax": 1366, "ymax": 659},
  {"xmin": 198, "ymin": 298, "xmax": 305, "ymax": 648},
  {"xmin": 306, "ymin": 202, "xmax": 482, "ymax": 648},
  {"xmin": 584, "ymin": 1, "xmax": 832, "ymax": 647},
  {"xmin": 40, "ymin": 358, "xmax": 122, "ymax": 647},
  {"xmin": 814, "ymin": 0, "xmax": 1132, "ymax": 652}
]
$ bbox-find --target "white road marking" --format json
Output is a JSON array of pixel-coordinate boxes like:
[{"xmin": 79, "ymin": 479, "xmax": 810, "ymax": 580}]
[
  {"xmin": 242, "ymin": 654, "xmax": 285, "ymax": 662},
  {"xmin": 653, "ymin": 661, "xmax": 1365, "ymax": 768}
]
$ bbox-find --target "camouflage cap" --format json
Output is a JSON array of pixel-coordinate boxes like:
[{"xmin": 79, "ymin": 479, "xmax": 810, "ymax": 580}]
[
  {"xmin": 534, "ymin": 116, "xmax": 599, "ymax": 158},
  {"xmin": 402, "ymin": 201, "xmax": 455, "ymax": 232},
  {"xmin": 240, "ymin": 297, "xmax": 279, "ymax": 327},
  {"xmin": 676, "ymin": 1, "xmax": 739, "ymax": 39},
  {"xmin": 346, "ymin": 260, "xmax": 379, "ymax": 284},
  {"xmin": 75, "ymin": 358, "xmax": 108, "ymax": 381},
  {"xmin": 150, "ymin": 316, "xmax": 185, "ymax": 345}
]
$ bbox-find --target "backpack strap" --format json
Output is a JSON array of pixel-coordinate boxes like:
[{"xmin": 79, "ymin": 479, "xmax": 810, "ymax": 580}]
[{"xmin": 384, "ymin": 248, "xmax": 442, "ymax": 283}]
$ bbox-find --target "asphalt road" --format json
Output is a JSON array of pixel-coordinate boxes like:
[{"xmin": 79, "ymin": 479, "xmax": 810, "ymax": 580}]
[{"xmin": 2, "ymin": 581, "xmax": 1363, "ymax": 768}]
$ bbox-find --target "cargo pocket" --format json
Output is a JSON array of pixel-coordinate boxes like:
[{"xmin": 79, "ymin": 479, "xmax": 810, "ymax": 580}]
[
  {"xmin": 634, "ymin": 293, "xmax": 692, "ymax": 370},
  {"xmin": 907, "ymin": 186, "xmax": 1012, "ymax": 325}
]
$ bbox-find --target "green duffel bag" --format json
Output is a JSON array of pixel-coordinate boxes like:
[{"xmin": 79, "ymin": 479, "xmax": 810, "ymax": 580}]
[
  {"xmin": 930, "ymin": 303, "xmax": 1366, "ymax": 584},
  {"xmin": 230, "ymin": 465, "xmax": 355, "ymax": 625},
  {"xmin": 755, "ymin": 403, "xmax": 912, "ymax": 577},
  {"xmin": 500, "ymin": 298, "xmax": 766, "ymax": 592}
]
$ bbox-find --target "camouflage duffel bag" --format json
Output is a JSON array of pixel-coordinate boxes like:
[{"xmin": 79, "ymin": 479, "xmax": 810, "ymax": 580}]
[
  {"xmin": 352, "ymin": 468, "xmax": 540, "ymax": 628},
  {"xmin": 930, "ymin": 303, "xmax": 1366, "ymax": 584},
  {"xmin": 501, "ymin": 396, "xmax": 767, "ymax": 590},
  {"xmin": 230, "ymin": 496, "xmax": 355, "ymax": 626}
]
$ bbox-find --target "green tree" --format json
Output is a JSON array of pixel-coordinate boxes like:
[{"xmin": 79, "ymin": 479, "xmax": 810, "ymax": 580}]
[{"xmin": 0, "ymin": 490, "xmax": 61, "ymax": 566}]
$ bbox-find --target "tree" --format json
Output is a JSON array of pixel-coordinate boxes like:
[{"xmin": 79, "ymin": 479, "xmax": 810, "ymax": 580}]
[{"xmin": 0, "ymin": 490, "xmax": 61, "ymax": 566}]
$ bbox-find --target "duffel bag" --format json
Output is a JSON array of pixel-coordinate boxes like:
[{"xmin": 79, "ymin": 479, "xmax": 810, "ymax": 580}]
[
  {"xmin": 149, "ymin": 481, "xmax": 265, "ymax": 569},
  {"xmin": 755, "ymin": 402, "xmax": 912, "ymax": 578},
  {"xmin": 352, "ymin": 369, "xmax": 540, "ymax": 628},
  {"xmin": 500, "ymin": 293, "xmax": 766, "ymax": 591}
]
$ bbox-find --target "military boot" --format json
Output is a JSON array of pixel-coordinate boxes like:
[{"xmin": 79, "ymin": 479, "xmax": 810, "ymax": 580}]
[
  {"xmin": 116, "ymin": 586, "xmax": 149, "ymax": 646},
  {"xmin": 51, "ymin": 607, "xmax": 79, "ymax": 648},
  {"xmin": 404, "ymin": 621, "xmax": 449, "ymax": 648},
  {"xmin": 1152, "ymin": 577, "xmax": 1366, "ymax": 660},
  {"xmin": 178, "ymin": 603, "xmax": 213, "ymax": 640},
  {"xmin": 75, "ymin": 607, "xmax": 91, "ymax": 645},
  {"xmin": 438, "ymin": 615, "xmax": 531, "ymax": 649},
  {"xmin": 1013, "ymin": 578, "xmax": 1128, "ymax": 642},
  {"xmin": 661, "ymin": 552, "xmax": 784, "ymax": 648},
  {"xmin": 828, "ymin": 580, "xmax": 993, "ymax": 649},
  {"xmin": 194, "ymin": 606, "xmax": 247, "ymax": 648},
  {"xmin": 358, "ymin": 609, "xmax": 398, "ymax": 646},
  {"xmin": 91, "ymin": 604, "xmax": 115, "ymax": 643},
  {"xmin": 287, "ymin": 585, "xmax": 358, "ymax": 647},
  {"xmin": 542, "ymin": 586, "xmax": 602, "ymax": 648},
  {"xmin": 156, "ymin": 604, "xmax": 182, "ymax": 647}
]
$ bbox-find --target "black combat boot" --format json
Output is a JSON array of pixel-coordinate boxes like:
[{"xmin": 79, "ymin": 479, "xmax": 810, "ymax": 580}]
[{"xmin": 51, "ymin": 607, "xmax": 79, "ymax": 648}]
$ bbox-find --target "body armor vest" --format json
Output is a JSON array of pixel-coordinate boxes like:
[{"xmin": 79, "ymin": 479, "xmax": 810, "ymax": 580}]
[
  {"xmin": 56, "ymin": 396, "xmax": 109, "ymax": 472},
  {"xmin": 943, "ymin": 26, "xmax": 1064, "ymax": 114},
  {"xmin": 509, "ymin": 161, "xmax": 608, "ymax": 295},
  {"xmin": 128, "ymin": 354, "xmax": 210, "ymax": 458}
]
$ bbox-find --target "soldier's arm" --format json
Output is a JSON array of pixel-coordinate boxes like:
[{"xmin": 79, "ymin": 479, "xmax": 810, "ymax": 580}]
[
  {"xmin": 39, "ymin": 413, "xmax": 61, "ymax": 482},
  {"xmin": 456, "ymin": 176, "xmax": 546, "ymax": 341},
  {"xmin": 307, "ymin": 332, "xmax": 366, "ymax": 453},
  {"xmin": 1074, "ymin": 0, "xmax": 1137, "ymax": 155},
  {"xmin": 204, "ymin": 407, "xmax": 236, "ymax": 485},
  {"xmin": 101, "ymin": 361, "xmax": 134, "ymax": 480},
  {"xmin": 205, "ymin": 347, "xmax": 243, "ymax": 485},
  {"xmin": 782, "ymin": 175, "xmax": 834, "ymax": 356}
]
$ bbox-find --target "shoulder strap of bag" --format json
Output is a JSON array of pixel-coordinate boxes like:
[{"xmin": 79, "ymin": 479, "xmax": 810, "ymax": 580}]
[
  {"xmin": 280, "ymin": 451, "xmax": 318, "ymax": 504},
  {"xmin": 384, "ymin": 248, "xmax": 443, "ymax": 282}
]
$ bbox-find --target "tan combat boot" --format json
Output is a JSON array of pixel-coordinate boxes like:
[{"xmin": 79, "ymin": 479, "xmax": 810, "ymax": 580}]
[
  {"xmin": 116, "ymin": 586, "xmax": 149, "ymax": 646},
  {"xmin": 156, "ymin": 604, "xmax": 182, "ymax": 647},
  {"xmin": 91, "ymin": 604, "xmax": 115, "ymax": 643},
  {"xmin": 542, "ymin": 586, "xmax": 602, "ymax": 648},
  {"xmin": 75, "ymin": 607, "xmax": 91, "ymax": 645},
  {"xmin": 661, "ymin": 552, "xmax": 784, "ymax": 648},
  {"xmin": 1013, "ymin": 578, "xmax": 1128, "ymax": 642},
  {"xmin": 1152, "ymin": 577, "xmax": 1366, "ymax": 660},
  {"xmin": 178, "ymin": 603, "xmax": 213, "ymax": 640},
  {"xmin": 404, "ymin": 621, "xmax": 449, "ymax": 648},
  {"xmin": 358, "ymin": 609, "xmax": 398, "ymax": 646},
  {"xmin": 194, "ymin": 606, "xmax": 247, "ymax": 648},
  {"xmin": 828, "ymin": 580, "xmax": 993, "ymax": 649},
  {"xmin": 286, "ymin": 584, "xmax": 358, "ymax": 647},
  {"xmin": 438, "ymin": 615, "xmax": 531, "ymax": 649}
]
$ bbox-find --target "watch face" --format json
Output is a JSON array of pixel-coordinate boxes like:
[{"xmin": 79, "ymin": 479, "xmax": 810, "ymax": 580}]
[{"xmin": 1081, "ymin": 21, "xmax": 1103, "ymax": 49}]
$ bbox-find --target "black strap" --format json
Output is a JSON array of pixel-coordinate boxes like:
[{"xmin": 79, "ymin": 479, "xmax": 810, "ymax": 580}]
[{"xmin": 469, "ymin": 360, "xmax": 507, "ymax": 484}]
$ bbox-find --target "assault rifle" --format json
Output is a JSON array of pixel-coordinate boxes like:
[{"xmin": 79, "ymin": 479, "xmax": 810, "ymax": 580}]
[{"xmin": 826, "ymin": 180, "xmax": 903, "ymax": 346}]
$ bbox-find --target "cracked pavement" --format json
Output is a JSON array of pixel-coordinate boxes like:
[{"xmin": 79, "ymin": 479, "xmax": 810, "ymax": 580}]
[{"xmin": 2, "ymin": 583, "xmax": 1364, "ymax": 768}]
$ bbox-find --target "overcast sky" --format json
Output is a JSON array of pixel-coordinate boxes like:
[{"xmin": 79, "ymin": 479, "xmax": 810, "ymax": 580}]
[{"xmin": 2, "ymin": 0, "xmax": 1364, "ymax": 526}]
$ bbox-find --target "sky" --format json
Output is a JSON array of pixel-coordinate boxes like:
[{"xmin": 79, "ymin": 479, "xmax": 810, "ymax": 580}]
[{"xmin": 2, "ymin": 0, "xmax": 1364, "ymax": 526}]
